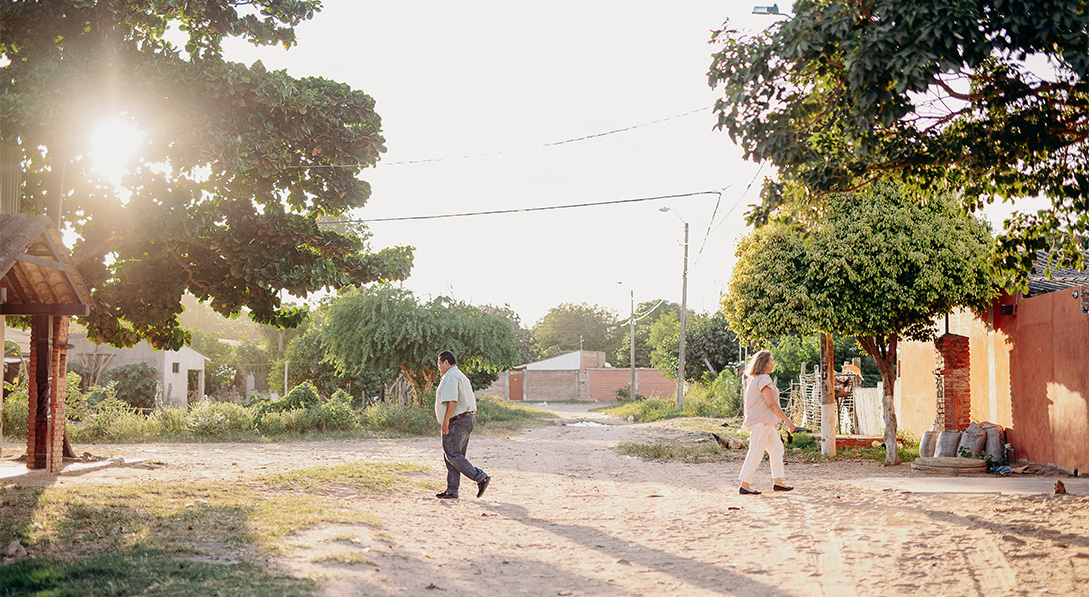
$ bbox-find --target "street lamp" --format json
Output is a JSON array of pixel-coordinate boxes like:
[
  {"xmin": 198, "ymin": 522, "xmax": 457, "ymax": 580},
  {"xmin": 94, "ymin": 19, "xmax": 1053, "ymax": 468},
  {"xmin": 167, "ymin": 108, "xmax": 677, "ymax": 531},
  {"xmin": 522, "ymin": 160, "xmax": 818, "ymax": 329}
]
[
  {"xmin": 659, "ymin": 207, "xmax": 688, "ymax": 409},
  {"xmin": 752, "ymin": 4, "xmax": 780, "ymax": 14}
]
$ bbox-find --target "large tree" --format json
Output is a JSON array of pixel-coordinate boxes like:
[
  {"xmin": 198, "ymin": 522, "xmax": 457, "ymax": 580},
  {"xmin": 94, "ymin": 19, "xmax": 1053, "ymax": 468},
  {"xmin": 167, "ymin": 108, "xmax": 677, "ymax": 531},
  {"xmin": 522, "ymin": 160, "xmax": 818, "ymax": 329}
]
[
  {"xmin": 648, "ymin": 309, "xmax": 740, "ymax": 383},
  {"xmin": 708, "ymin": 0, "xmax": 1089, "ymax": 284},
  {"xmin": 533, "ymin": 303, "xmax": 622, "ymax": 359},
  {"xmin": 1, "ymin": 1, "xmax": 412, "ymax": 349},
  {"xmin": 322, "ymin": 286, "xmax": 520, "ymax": 396},
  {"xmin": 722, "ymin": 183, "xmax": 995, "ymax": 465}
]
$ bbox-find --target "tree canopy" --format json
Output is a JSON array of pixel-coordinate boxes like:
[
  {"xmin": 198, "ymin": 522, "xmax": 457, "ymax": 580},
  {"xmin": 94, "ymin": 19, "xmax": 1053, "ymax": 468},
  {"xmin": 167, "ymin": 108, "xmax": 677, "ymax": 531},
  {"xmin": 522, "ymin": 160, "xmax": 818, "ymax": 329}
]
[
  {"xmin": 722, "ymin": 182, "xmax": 995, "ymax": 464},
  {"xmin": 648, "ymin": 310, "xmax": 740, "ymax": 383},
  {"xmin": 533, "ymin": 303, "xmax": 622, "ymax": 360},
  {"xmin": 708, "ymin": 0, "xmax": 1089, "ymax": 283},
  {"xmin": 321, "ymin": 286, "xmax": 519, "ymax": 396},
  {"xmin": 613, "ymin": 299, "xmax": 677, "ymax": 369},
  {"xmin": 0, "ymin": 0, "xmax": 413, "ymax": 349}
]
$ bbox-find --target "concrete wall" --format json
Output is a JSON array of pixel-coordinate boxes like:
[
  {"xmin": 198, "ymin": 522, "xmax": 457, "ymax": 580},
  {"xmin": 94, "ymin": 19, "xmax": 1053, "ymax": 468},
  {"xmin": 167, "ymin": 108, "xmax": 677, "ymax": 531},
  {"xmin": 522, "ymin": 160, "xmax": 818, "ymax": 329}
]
[
  {"xmin": 68, "ymin": 336, "xmax": 207, "ymax": 409},
  {"xmin": 1000, "ymin": 290, "xmax": 1089, "ymax": 472},
  {"xmin": 899, "ymin": 292, "xmax": 1088, "ymax": 473}
]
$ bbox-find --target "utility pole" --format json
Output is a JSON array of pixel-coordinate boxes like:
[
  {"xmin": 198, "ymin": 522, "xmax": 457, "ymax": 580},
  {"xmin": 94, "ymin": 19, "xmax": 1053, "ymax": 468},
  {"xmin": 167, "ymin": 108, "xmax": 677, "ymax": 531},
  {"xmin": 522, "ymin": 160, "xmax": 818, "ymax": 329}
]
[
  {"xmin": 629, "ymin": 290, "xmax": 636, "ymax": 399},
  {"xmin": 678, "ymin": 221, "xmax": 688, "ymax": 409}
]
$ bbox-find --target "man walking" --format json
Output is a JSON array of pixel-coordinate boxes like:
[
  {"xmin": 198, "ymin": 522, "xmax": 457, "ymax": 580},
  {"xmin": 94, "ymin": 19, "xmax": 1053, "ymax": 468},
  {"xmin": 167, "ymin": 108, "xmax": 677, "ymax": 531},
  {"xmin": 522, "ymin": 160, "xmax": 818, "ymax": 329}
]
[{"xmin": 434, "ymin": 350, "xmax": 490, "ymax": 499}]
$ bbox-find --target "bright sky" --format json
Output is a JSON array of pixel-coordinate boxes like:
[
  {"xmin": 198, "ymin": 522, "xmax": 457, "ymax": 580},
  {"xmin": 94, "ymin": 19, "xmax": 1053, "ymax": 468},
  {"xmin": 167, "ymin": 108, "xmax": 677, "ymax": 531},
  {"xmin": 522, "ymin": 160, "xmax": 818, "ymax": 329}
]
[
  {"xmin": 219, "ymin": 1, "xmax": 1044, "ymax": 327},
  {"xmin": 216, "ymin": 1, "xmax": 789, "ymax": 326}
]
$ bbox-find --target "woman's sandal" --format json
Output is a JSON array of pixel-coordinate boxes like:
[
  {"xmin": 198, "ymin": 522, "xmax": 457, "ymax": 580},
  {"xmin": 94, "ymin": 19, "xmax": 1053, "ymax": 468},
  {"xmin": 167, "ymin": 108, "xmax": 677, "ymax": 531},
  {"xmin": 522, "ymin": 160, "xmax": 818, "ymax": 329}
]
[
  {"xmin": 772, "ymin": 484, "xmax": 794, "ymax": 492},
  {"xmin": 739, "ymin": 486, "xmax": 761, "ymax": 495}
]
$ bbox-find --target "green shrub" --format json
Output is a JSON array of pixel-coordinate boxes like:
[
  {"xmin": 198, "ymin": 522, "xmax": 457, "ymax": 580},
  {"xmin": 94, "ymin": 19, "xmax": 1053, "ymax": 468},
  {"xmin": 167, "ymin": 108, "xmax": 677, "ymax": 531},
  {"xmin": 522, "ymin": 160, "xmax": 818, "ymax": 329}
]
[
  {"xmin": 709, "ymin": 369, "xmax": 743, "ymax": 417},
  {"xmin": 184, "ymin": 400, "xmax": 253, "ymax": 437},
  {"xmin": 2, "ymin": 388, "xmax": 28, "ymax": 439},
  {"xmin": 100, "ymin": 363, "xmax": 160, "ymax": 410},
  {"xmin": 282, "ymin": 382, "xmax": 322, "ymax": 410},
  {"xmin": 359, "ymin": 402, "xmax": 435, "ymax": 435},
  {"xmin": 320, "ymin": 393, "xmax": 359, "ymax": 431},
  {"xmin": 70, "ymin": 394, "xmax": 161, "ymax": 442}
]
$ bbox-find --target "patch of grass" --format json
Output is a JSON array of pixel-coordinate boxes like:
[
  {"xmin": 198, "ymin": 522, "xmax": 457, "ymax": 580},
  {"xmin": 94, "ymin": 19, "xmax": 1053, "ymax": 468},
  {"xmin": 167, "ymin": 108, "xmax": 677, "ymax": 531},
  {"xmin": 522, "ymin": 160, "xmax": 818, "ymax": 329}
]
[
  {"xmin": 0, "ymin": 459, "xmax": 428, "ymax": 595},
  {"xmin": 0, "ymin": 548, "xmax": 313, "ymax": 596},
  {"xmin": 0, "ymin": 480, "xmax": 378, "ymax": 557},
  {"xmin": 785, "ymin": 432, "xmax": 919, "ymax": 464},
  {"xmin": 474, "ymin": 396, "xmax": 553, "ymax": 434},
  {"xmin": 617, "ymin": 440, "xmax": 733, "ymax": 463},
  {"xmin": 260, "ymin": 461, "xmax": 430, "ymax": 494},
  {"xmin": 311, "ymin": 551, "xmax": 375, "ymax": 566},
  {"xmin": 598, "ymin": 398, "xmax": 683, "ymax": 423}
]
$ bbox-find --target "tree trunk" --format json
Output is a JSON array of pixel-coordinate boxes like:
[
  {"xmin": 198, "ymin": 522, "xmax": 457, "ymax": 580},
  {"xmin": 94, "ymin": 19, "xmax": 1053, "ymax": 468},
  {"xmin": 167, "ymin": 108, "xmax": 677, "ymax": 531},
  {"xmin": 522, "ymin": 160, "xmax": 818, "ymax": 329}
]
[
  {"xmin": 856, "ymin": 334, "xmax": 899, "ymax": 466},
  {"xmin": 820, "ymin": 332, "xmax": 836, "ymax": 457}
]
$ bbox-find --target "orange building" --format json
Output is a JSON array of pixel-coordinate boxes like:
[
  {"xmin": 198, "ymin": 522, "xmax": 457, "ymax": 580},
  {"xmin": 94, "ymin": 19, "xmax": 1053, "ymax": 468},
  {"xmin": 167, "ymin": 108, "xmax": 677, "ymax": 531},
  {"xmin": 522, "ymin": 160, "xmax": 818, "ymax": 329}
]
[{"xmin": 897, "ymin": 258, "xmax": 1089, "ymax": 473}]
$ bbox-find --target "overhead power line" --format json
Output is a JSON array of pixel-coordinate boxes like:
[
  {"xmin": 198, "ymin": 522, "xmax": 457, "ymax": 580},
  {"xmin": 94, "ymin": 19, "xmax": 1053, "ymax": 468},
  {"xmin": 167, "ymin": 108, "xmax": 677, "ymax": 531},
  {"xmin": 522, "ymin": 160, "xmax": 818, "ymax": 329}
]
[
  {"xmin": 321, "ymin": 190, "xmax": 721, "ymax": 224},
  {"xmin": 289, "ymin": 105, "xmax": 712, "ymax": 169}
]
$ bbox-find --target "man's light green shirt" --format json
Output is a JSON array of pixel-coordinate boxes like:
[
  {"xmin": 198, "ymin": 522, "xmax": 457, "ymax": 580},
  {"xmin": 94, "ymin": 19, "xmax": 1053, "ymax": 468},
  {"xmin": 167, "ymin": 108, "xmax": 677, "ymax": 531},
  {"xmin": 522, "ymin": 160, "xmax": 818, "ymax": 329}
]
[{"xmin": 435, "ymin": 366, "xmax": 476, "ymax": 423}]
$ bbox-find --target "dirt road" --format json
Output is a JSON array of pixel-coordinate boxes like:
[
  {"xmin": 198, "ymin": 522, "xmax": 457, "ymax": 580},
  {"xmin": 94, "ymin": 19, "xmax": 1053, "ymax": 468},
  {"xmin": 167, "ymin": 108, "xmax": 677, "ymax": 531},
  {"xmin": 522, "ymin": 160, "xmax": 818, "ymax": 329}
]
[{"xmin": 6, "ymin": 403, "xmax": 1088, "ymax": 596}]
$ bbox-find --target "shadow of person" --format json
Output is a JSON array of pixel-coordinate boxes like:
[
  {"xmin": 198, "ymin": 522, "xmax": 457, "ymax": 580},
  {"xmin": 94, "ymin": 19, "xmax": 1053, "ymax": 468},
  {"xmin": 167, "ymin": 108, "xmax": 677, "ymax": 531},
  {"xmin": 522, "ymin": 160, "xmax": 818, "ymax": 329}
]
[{"xmin": 479, "ymin": 500, "xmax": 794, "ymax": 596}]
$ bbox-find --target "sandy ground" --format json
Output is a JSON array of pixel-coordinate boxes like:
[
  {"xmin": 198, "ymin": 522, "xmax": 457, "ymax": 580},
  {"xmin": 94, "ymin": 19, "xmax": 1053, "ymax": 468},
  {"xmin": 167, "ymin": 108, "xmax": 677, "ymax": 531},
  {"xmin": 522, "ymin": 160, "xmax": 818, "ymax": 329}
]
[{"xmin": 3, "ymin": 403, "xmax": 1089, "ymax": 596}]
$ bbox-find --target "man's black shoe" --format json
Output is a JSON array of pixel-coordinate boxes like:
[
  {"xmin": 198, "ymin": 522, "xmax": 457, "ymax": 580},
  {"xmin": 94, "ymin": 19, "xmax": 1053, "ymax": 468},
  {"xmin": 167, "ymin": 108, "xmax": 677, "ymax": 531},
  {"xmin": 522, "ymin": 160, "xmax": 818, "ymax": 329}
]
[
  {"xmin": 436, "ymin": 491, "xmax": 458, "ymax": 499},
  {"xmin": 476, "ymin": 476, "xmax": 490, "ymax": 498}
]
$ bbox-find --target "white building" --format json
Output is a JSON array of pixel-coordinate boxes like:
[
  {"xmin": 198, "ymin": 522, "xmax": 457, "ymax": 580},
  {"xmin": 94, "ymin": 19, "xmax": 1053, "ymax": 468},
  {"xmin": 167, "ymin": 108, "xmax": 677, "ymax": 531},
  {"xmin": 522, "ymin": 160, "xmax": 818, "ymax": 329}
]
[{"xmin": 68, "ymin": 334, "xmax": 207, "ymax": 408}]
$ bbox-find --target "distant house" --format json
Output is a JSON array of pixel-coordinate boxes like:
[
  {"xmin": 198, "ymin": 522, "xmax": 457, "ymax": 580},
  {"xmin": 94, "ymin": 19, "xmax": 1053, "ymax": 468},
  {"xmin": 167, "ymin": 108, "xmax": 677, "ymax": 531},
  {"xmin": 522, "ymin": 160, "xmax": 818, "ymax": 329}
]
[
  {"xmin": 478, "ymin": 350, "xmax": 676, "ymax": 402},
  {"xmin": 896, "ymin": 255, "xmax": 1089, "ymax": 473},
  {"xmin": 68, "ymin": 334, "xmax": 208, "ymax": 409}
]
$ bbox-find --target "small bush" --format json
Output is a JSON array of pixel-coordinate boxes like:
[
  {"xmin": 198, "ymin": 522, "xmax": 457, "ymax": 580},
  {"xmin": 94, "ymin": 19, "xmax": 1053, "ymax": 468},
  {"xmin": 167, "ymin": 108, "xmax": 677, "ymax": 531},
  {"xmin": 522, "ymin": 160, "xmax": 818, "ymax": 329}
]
[
  {"xmin": 70, "ymin": 393, "xmax": 161, "ymax": 443},
  {"xmin": 184, "ymin": 400, "xmax": 253, "ymax": 437},
  {"xmin": 2, "ymin": 388, "xmax": 28, "ymax": 439},
  {"xmin": 282, "ymin": 382, "xmax": 322, "ymax": 410},
  {"xmin": 317, "ymin": 392, "xmax": 359, "ymax": 431},
  {"xmin": 100, "ymin": 363, "xmax": 160, "ymax": 410},
  {"xmin": 359, "ymin": 402, "xmax": 435, "ymax": 435}
]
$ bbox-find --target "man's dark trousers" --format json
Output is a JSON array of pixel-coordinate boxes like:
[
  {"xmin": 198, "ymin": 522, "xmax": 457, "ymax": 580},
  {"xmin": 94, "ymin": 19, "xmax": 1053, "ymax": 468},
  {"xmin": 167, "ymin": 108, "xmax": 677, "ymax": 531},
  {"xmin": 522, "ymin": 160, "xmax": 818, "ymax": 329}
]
[{"xmin": 442, "ymin": 412, "xmax": 486, "ymax": 495}]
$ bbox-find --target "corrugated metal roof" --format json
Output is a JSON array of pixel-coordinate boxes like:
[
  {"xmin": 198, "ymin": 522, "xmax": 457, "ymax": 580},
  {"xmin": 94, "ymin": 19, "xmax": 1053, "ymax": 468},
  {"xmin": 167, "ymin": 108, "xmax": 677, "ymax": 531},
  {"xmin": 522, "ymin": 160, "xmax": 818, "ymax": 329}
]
[{"xmin": 0, "ymin": 213, "xmax": 93, "ymax": 315}]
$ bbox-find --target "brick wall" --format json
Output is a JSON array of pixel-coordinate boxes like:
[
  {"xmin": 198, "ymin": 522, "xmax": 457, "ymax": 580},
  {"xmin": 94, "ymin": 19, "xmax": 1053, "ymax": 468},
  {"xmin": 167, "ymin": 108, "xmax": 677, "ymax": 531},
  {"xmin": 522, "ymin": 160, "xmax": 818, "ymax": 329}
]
[
  {"xmin": 26, "ymin": 316, "xmax": 66, "ymax": 472},
  {"xmin": 586, "ymin": 368, "xmax": 675, "ymax": 401},
  {"xmin": 524, "ymin": 370, "xmax": 579, "ymax": 401},
  {"xmin": 934, "ymin": 333, "xmax": 971, "ymax": 431}
]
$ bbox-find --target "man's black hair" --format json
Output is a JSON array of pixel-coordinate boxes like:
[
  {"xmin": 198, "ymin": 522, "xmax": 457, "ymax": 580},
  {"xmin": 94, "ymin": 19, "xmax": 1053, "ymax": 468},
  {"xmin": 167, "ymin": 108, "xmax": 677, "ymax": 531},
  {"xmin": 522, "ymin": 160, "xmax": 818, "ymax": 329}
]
[{"xmin": 439, "ymin": 351, "xmax": 456, "ymax": 366}]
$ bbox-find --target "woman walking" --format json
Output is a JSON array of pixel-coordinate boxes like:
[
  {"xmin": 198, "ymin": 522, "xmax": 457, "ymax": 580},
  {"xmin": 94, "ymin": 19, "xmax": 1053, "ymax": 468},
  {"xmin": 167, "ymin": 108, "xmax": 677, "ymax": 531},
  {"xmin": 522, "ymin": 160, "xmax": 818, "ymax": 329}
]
[{"xmin": 738, "ymin": 350, "xmax": 795, "ymax": 495}]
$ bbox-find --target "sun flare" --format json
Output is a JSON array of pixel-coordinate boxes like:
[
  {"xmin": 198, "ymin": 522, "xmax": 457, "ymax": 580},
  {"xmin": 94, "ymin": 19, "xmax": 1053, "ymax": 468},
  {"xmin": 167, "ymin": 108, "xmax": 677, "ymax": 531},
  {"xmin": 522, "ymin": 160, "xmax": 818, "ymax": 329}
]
[{"xmin": 89, "ymin": 117, "xmax": 144, "ymax": 184}]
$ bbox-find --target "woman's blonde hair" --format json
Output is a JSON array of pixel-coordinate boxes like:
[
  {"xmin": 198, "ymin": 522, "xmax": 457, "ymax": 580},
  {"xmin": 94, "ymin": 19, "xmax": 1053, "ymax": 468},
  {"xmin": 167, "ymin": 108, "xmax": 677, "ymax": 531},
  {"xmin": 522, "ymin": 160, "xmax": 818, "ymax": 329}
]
[{"xmin": 745, "ymin": 350, "xmax": 773, "ymax": 377}]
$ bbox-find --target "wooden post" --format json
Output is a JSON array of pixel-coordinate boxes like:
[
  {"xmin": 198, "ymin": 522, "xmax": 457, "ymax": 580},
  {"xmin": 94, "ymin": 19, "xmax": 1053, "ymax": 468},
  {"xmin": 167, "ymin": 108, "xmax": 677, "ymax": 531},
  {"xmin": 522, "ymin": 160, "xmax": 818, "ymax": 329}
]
[{"xmin": 820, "ymin": 333, "xmax": 836, "ymax": 457}]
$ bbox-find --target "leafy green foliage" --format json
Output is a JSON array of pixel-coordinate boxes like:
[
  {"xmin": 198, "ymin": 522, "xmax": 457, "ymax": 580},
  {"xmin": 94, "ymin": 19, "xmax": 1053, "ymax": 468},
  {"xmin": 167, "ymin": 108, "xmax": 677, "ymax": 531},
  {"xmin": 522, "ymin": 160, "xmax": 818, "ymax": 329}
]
[
  {"xmin": 0, "ymin": 1, "xmax": 413, "ymax": 350},
  {"xmin": 765, "ymin": 334, "xmax": 882, "ymax": 391},
  {"xmin": 707, "ymin": 0, "xmax": 1089, "ymax": 285},
  {"xmin": 722, "ymin": 182, "xmax": 996, "ymax": 464},
  {"xmin": 188, "ymin": 329, "xmax": 239, "ymax": 395},
  {"xmin": 100, "ymin": 363, "xmax": 160, "ymax": 409},
  {"xmin": 533, "ymin": 302, "xmax": 622, "ymax": 359},
  {"xmin": 322, "ymin": 286, "xmax": 520, "ymax": 395},
  {"xmin": 647, "ymin": 310, "xmax": 741, "ymax": 382},
  {"xmin": 614, "ymin": 299, "xmax": 677, "ymax": 368},
  {"xmin": 481, "ymin": 304, "xmax": 540, "ymax": 364}
]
